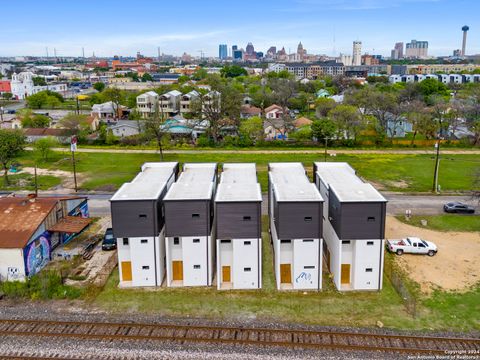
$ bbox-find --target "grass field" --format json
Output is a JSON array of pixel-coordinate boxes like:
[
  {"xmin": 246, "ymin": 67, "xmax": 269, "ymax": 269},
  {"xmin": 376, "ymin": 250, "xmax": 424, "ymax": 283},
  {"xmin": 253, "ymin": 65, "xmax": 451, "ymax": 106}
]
[
  {"xmin": 94, "ymin": 216, "xmax": 480, "ymax": 332},
  {"xmin": 14, "ymin": 150, "xmax": 480, "ymax": 193},
  {"xmin": 0, "ymin": 173, "xmax": 61, "ymax": 191},
  {"xmin": 396, "ymin": 214, "xmax": 480, "ymax": 232}
]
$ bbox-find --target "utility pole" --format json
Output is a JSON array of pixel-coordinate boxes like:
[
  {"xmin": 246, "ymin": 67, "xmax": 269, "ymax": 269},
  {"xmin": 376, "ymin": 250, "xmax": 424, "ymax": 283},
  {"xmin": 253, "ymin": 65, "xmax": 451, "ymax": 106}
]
[
  {"xmin": 324, "ymin": 137, "xmax": 329, "ymax": 162},
  {"xmin": 432, "ymin": 139, "xmax": 441, "ymax": 193},
  {"xmin": 34, "ymin": 164, "xmax": 38, "ymax": 197},
  {"xmin": 71, "ymin": 136, "xmax": 78, "ymax": 192}
]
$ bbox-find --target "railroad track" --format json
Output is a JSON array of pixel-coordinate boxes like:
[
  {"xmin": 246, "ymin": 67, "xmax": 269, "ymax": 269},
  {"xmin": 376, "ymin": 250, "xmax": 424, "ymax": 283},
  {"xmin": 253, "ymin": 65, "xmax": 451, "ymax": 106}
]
[{"xmin": 0, "ymin": 318, "xmax": 478, "ymax": 355}]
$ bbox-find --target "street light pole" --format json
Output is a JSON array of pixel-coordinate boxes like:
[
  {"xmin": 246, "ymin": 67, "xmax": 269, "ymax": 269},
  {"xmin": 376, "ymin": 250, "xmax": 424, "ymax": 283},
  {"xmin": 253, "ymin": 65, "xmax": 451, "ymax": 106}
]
[
  {"xmin": 432, "ymin": 139, "xmax": 441, "ymax": 193},
  {"xmin": 324, "ymin": 137, "xmax": 329, "ymax": 162}
]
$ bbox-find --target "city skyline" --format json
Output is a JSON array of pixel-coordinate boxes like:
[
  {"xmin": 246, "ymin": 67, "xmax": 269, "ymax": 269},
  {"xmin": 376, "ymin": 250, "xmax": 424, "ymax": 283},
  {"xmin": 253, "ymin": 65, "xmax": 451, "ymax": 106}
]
[{"xmin": 0, "ymin": 0, "xmax": 479, "ymax": 58}]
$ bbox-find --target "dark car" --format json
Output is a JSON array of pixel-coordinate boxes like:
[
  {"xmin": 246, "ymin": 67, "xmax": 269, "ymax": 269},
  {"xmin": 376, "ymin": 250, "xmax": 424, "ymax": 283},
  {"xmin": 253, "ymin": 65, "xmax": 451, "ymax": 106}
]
[
  {"xmin": 443, "ymin": 202, "xmax": 475, "ymax": 214},
  {"xmin": 102, "ymin": 228, "xmax": 117, "ymax": 250}
]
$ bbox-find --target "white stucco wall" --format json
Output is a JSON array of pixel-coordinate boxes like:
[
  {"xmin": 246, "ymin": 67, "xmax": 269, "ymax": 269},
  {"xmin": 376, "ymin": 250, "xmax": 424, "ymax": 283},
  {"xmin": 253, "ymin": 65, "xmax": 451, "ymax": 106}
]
[
  {"xmin": 0, "ymin": 248, "xmax": 25, "ymax": 282},
  {"xmin": 292, "ymin": 238, "xmax": 321, "ymax": 290},
  {"xmin": 232, "ymin": 238, "xmax": 260, "ymax": 289}
]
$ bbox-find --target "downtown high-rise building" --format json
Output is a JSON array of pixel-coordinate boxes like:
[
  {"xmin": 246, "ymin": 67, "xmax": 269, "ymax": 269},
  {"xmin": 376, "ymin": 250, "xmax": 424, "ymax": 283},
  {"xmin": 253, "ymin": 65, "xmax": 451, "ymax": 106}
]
[
  {"xmin": 352, "ymin": 41, "xmax": 362, "ymax": 66},
  {"xmin": 219, "ymin": 44, "xmax": 228, "ymax": 59},
  {"xmin": 405, "ymin": 40, "xmax": 428, "ymax": 58},
  {"xmin": 391, "ymin": 42, "xmax": 404, "ymax": 59}
]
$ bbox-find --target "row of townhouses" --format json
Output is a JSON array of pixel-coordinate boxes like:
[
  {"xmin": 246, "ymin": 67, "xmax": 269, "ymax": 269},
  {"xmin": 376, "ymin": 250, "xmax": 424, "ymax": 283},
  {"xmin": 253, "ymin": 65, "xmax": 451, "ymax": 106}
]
[
  {"xmin": 136, "ymin": 90, "xmax": 221, "ymax": 118},
  {"xmin": 389, "ymin": 73, "xmax": 480, "ymax": 85},
  {"xmin": 110, "ymin": 161, "xmax": 386, "ymax": 292}
]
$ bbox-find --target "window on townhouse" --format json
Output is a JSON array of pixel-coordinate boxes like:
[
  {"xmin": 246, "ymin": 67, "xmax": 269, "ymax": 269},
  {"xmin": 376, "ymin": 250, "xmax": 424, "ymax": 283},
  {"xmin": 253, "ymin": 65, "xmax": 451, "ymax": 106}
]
[
  {"xmin": 304, "ymin": 216, "xmax": 313, "ymax": 222},
  {"xmin": 193, "ymin": 239, "xmax": 200, "ymax": 243},
  {"xmin": 367, "ymin": 241, "xmax": 374, "ymax": 246},
  {"xmin": 193, "ymin": 265, "xmax": 201, "ymax": 269},
  {"xmin": 220, "ymin": 240, "xmax": 231, "ymax": 244},
  {"xmin": 303, "ymin": 239, "xmax": 314, "ymax": 242},
  {"xmin": 192, "ymin": 213, "xmax": 200, "ymax": 218},
  {"xmin": 141, "ymin": 239, "xmax": 148, "ymax": 244},
  {"xmin": 304, "ymin": 266, "xmax": 315, "ymax": 269},
  {"xmin": 243, "ymin": 216, "xmax": 251, "ymax": 221},
  {"xmin": 173, "ymin": 237, "xmax": 180, "ymax": 245},
  {"xmin": 123, "ymin": 238, "xmax": 129, "ymax": 246},
  {"xmin": 142, "ymin": 266, "xmax": 150, "ymax": 270},
  {"xmin": 342, "ymin": 240, "xmax": 351, "ymax": 245},
  {"xmin": 365, "ymin": 268, "xmax": 373, "ymax": 272},
  {"xmin": 244, "ymin": 241, "xmax": 251, "ymax": 245},
  {"xmin": 367, "ymin": 217, "xmax": 376, "ymax": 222},
  {"xmin": 244, "ymin": 267, "xmax": 251, "ymax": 272}
]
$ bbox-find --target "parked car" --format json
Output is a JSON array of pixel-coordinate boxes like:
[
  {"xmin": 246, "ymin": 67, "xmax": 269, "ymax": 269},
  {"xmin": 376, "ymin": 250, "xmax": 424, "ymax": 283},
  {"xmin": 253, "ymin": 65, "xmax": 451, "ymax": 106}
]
[
  {"xmin": 387, "ymin": 237, "xmax": 438, "ymax": 256},
  {"xmin": 443, "ymin": 202, "xmax": 475, "ymax": 214},
  {"xmin": 101, "ymin": 228, "xmax": 116, "ymax": 251}
]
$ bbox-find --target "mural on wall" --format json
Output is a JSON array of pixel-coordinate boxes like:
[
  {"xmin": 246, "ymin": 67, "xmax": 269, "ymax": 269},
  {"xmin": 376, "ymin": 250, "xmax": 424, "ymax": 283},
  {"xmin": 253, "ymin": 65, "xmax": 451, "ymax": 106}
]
[
  {"xmin": 62, "ymin": 200, "xmax": 89, "ymax": 244},
  {"xmin": 24, "ymin": 232, "xmax": 51, "ymax": 276}
]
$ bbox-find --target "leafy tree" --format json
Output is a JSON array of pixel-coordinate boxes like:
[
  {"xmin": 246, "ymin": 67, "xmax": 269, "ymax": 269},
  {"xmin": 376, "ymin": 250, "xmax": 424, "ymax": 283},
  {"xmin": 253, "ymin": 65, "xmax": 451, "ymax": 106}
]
[
  {"xmin": 32, "ymin": 76, "xmax": 46, "ymax": 86},
  {"xmin": 239, "ymin": 116, "xmax": 263, "ymax": 144},
  {"xmin": 93, "ymin": 82, "xmax": 105, "ymax": 92},
  {"xmin": 418, "ymin": 78, "xmax": 450, "ymax": 102},
  {"xmin": 266, "ymin": 77, "xmax": 298, "ymax": 139},
  {"xmin": 102, "ymin": 87, "xmax": 125, "ymax": 120},
  {"xmin": 192, "ymin": 68, "xmax": 208, "ymax": 81},
  {"xmin": 220, "ymin": 65, "xmax": 248, "ymax": 78},
  {"xmin": 26, "ymin": 90, "xmax": 64, "ymax": 109},
  {"xmin": 141, "ymin": 73, "xmax": 153, "ymax": 82},
  {"xmin": 289, "ymin": 126, "xmax": 312, "ymax": 142},
  {"xmin": 315, "ymin": 97, "xmax": 336, "ymax": 118},
  {"xmin": 59, "ymin": 113, "xmax": 88, "ymax": 131},
  {"xmin": 144, "ymin": 104, "xmax": 170, "ymax": 160},
  {"xmin": 0, "ymin": 129, "xmax": 25, "ymax": 185},
  {"xmin": 328, "ymin": 105, "xmax": 363, "ymax": 140},
  {"xmin": 311, "ymin": 118, "xmax": 337, "ymax": 143},
  {"xmin": 21, "ymin": 114, "xmax": 50, "ymax": 128},
  {"xmin": 33, "ymin": 136, "xmax": 58, "ymax": 162},
  {"xmin": 2, "ymin": 92, "xmax": 13, "ymax": 100}
]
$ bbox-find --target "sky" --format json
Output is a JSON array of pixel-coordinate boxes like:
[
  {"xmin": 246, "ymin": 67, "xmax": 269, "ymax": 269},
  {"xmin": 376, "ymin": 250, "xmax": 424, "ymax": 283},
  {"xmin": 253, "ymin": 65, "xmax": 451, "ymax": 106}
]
[{"xmin": 0, "ymin": 0, "xmax": 478, "ymax": 58}]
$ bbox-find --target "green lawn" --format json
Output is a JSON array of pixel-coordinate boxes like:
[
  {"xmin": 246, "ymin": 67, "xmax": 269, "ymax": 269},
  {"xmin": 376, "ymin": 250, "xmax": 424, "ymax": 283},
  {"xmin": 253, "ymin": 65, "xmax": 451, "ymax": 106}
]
[
  {"xmin": 0, "ymin": 173, "xmax": 61, "ymax": 191},
  {"xmin": 15, "ymin": 151, "xmax": 480, "ymax": 193},
  {"xmin": 93, "ymin": 216, "xmax": 480, "ymax": 332},
  {"xmin": 396, "ymin": 214, "xmax": 480, "ymax": 232}
]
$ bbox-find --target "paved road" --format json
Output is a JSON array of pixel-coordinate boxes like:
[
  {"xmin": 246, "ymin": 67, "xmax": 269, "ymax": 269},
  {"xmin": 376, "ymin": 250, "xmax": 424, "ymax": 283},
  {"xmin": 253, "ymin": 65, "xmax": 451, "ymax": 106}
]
[
  {"xmin": 2, "ymin": 101, "xmax": 25, "ymax": 112},
  {"xmin": 28, "ymin": 192, "xmax": 477, "ymax": 218},
  {"xmin": 43, "ymin": 147, "xmax": 480, "ymax": 155}
]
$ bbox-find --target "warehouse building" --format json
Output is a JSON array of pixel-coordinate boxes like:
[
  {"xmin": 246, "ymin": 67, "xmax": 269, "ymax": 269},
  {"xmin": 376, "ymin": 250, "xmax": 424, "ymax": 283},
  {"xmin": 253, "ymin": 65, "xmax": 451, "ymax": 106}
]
[
  {"xmin": 314, "ymin": 162, "xmax": 387, "ymax": 291},
  {"xmin": 268, "ymin": 163, "xmax": 324, "ymax": 290},
  {"xmin": 215, "ymin": 163, "xmax": 262, "ymax": 290},
  {"xmin": 164, "ymin": 163, "xmax": 217, "ymax": 287},
  {"xmin": 110, "ymin": 162, "xmax": 179, "ymax": 287}
]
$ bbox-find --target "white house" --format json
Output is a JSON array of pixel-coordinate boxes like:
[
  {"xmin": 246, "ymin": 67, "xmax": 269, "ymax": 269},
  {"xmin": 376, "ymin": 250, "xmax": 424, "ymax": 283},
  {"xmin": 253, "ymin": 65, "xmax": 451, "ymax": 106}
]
[
  {"xmin": 163, "ymin": 163, "xmax": 217, "ymax": 287},
  {"xmin": 10, "ymin": 72, "xmax": 68, "ymax": 100},
  {"xmin": 202, "ymin": 91, "xmax": 221, "ymax": 112},
  {"xmin": 314, "ymin": 162, "xmax": 387, "ymax": 291},
  {"xmin": 110, "ymin": 162, "xmax": 179, "ymax": 287},
  {"xmin": 159, "ymin": 90, "xmax": 182, "ymax": 114},
  {"xmin": 108, "ymin": 120, "xmax": 143, "ymax": 137},
  {"xmin": 136, "ymin": 91, "xmax": 159, "ymax": 119},
  {"xmin": 215, "ymin": 163, "xmax": 262, "ymax": 290},
  {"xmin": 180, "ymin": 90, "xmax": 200, "ymax": 114},
  {"xmin": 264, "ymin": 104, "xmax": 285, "ymax": 119},
  {"xmin": 268, "ymin": 163, "xmax": 324, "ymax": 291},
  {"xmin": 91, "ymin": 101, "xmax": 129, "ymax": 120}
]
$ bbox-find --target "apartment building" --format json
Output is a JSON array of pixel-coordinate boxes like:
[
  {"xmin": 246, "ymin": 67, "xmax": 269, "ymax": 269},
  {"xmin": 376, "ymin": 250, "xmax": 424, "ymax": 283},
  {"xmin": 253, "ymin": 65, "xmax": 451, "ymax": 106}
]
[
  {"xmin": 110, "ymin": 162, "xmax": 179, "ymax": 287},
  {"xmin": 164, "ymin": 163, "xmax": 218, "ymax": 287},
  {"xmin": 136, "ymin": 91, "xmax": 159, "ymax": 118},
  {"xmin": 159, "ymin": 90, "xmax": 182, "ymax": 114},
  {"xmin": 268, "ymin": 163, "xmax": 323, "ymax": 291},
  {"xmin": 180, "ymin": 90, "xmax": 200, "ymax": 114},
  {"xmin": 215, "ymin": 163, "xmax": 262, "ymax": 290},
  {"xmin": 314, "ymin": 162, "xmax": 387, "ymax": 291}
]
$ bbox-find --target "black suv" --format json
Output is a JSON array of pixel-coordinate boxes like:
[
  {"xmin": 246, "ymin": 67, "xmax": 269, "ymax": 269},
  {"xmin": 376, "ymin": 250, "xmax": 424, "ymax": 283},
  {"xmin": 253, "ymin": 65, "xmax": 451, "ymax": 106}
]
[
  {"xmin": 102, "ymin": 228, "xmax": 117, "ymax": 250},
  {"xmin": 443, "ymin": 202, "xmax": 475, "ymax": 214}
]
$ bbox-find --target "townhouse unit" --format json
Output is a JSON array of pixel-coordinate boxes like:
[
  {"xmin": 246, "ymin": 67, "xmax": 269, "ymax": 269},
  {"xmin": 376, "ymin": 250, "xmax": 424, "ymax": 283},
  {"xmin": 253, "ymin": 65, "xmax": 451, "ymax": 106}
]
[
  {"xmin": 110, "ymin": 162, "xmax": 179, "ymax": 287},
  {"xmin": 268, "ymin": 163, "xmax": 324, "ymax": 291},
  {"xmin": 163, "ymin": 163, "xmax": 217, "ymax": 287},
  {"xmin": 215, "ymin": 163, "xmax": 262, "ymax": 290},
  {"xmin": 180, "ymin": 90, "xmax": 200, "ymax": 114},
  {"xmin": 136, "ymin": 91, "xmax": 159, "ymax": 118},
  {"xmin": 314, "ymin": 162, "xmax": 387, "ymax": 291},
  {"xmin": 159, "ymin": 90, "xmax": 182, "ymax": 114}
]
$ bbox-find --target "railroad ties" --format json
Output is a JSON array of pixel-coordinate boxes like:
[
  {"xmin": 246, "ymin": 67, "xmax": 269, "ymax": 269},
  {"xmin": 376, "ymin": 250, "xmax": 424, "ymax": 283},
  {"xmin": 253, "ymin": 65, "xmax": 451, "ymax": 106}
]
[{"xmin": 0, "ymin": 319, "xmax": 478, "ymax": 355}]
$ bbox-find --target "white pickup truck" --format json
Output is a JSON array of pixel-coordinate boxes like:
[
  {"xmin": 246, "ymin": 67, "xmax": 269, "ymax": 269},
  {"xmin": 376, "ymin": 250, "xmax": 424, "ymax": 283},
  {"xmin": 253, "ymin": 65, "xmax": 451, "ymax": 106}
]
[{"xmin": 387, "ymin": 237, "xmax": 438, "ymax": 256}]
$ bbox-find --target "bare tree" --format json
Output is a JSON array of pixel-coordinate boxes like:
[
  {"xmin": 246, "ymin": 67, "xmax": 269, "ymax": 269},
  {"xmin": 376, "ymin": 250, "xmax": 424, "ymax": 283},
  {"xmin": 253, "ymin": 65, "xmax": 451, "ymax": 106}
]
[{"xmin": 265, "ymin": 77, "xmax": 297, "ymax": 140}]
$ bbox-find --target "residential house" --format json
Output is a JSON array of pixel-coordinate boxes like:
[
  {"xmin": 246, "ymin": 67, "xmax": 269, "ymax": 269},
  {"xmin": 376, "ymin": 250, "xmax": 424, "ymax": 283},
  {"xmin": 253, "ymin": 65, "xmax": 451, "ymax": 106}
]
[
  {"xmin": 202, "ymin": 91, "xmax": 221, "ymax": 112},
  {"xmin": 215, "ymin": 164, "xmax": 262, "ymax": 290},
  {"xmin": 91, "ymin": 101, "xmax": 129, "ymax": 120},
  {"xmin": 180, "ymin": 90, "xmax": 200, "ymax": 114},
  {"xmin": 265, "ymin": 104, "xmax": 285, "ymax": 119},
  {"xmin": 268, "ymin": 163, "xmax": 324, "ymax": 291},
  {"xmin": 108, "ymin": 120, "xmax": 144, "ymax": 137},
  {"xmin": 240, "ymin": 104, "xmax": 262, "ymax": 119},
  {"xmin": 23, "ymin": 128, "xmax": 73, "ymax": 143},
  {"xmin": 159, "ymin": 90, "xmax": 182, "ymax": 115},
  {"xmin": 164, "ymin": 163, "xmax": 217, "ymax": 287},
  {"xmin": 0, "ymin": 196, "xmax": 90, "ymax": 282},
  {"xmin": 110, "ymin": 162, "xmax": 179, "ymax": 287},
  {"xmin": 314, "ymin": 162, "xmax": 387, "ymax": 291},
  {"xmin": 293, "ymin": 117, "xmax": 313, "ymax": 128},
  {"xmin": 136, "ymin": 91, "xmax": 159, "ymax": 119}
]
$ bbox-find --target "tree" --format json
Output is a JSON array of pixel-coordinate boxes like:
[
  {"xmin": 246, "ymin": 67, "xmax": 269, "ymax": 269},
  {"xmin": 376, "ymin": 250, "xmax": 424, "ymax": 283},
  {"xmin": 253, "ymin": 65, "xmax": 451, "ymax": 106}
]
[
  {"xmin": 266, "ymin": 77, "xmax": 298, "ymax": 139},
  {"xmin": 59, "ymin": 113, "xmax": 88, "ymax": 131},
  {"xmin": 102, "ymin": 87, "xmax": 125, "ymax": 120},
  {"xmin": 0, "ymin": 129, "xmax": 25, "ymax": 185},
  {"xmin": 33, "ymin": 136, "xmax": 58, "ymax": 162},
  {"xmin": 328, "ymin": 105, "xmax": 363, "ymax": 140},
  {"xmin": 192, "ymin": 68, "xmax": 208, "ymax": 81},
  {"xmin": 141, "ymin": 73, "xmax": 153, "ymax": 82},
  {"xmin": 32, "ymin": 76, "xmax": 46, "ymax": 86},
  {"xmin": 239, "ymin": 116, "xmax": 263, "ymax": 144},
  {"xmin": 418, "ymin": 78, "xmax": 449, "ymax": 101},
  {"xmin": 144, "ymin": 104, "xmax": 170, "ymax": 160},
  {"xmin": 311, "ymin": 118, "xmax": 337, "ymax": 143},
  {"xmin": 93, "ymin": 82, "xmax": 105, "ymax": 92},
  {"xmin": 2, "ymin": 92, "xmax": 13, "ymax": 100},
  {"xmin": 220, "ymin": 65, "xmax": 248, "ymax": 78},
  {"xmin": 315, "ymin": 97, "xmax": 336, "ymax": 118},
  {"xmin": 21, "ymin": 114, "xmax": 50, "ymax": 128},
  {"xmin": 289, "ymin": 126, "xmax": 312, "ymax": 142},
  {"xmin": 26, "ymin": 90, "xmax": 64, "ymax": 109}
]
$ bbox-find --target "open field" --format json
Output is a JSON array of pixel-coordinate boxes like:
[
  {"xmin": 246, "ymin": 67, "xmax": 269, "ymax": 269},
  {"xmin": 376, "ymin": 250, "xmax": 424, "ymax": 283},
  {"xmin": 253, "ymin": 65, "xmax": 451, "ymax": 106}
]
[
  {"xmin": 0, "ymin": 173, "xmax": 61, "ymax": 191},
  {"xmin": 93, "ymin": 216, "xmax": 480, "ymax": 332},
  {"xmin": 396, "ymin": 214, "xmax": 480, "ymax": 232},
  {"xmin": 12, "ymin": 151, "xmax": 480, "ymax": 193}
]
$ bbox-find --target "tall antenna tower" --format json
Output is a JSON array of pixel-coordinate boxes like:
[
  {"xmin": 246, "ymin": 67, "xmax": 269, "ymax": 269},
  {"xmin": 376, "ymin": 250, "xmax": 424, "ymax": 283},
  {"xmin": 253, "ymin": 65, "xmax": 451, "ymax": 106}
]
[{"xmin": 157, "ymin": 47, "xmax": 161, "ymax": 63}]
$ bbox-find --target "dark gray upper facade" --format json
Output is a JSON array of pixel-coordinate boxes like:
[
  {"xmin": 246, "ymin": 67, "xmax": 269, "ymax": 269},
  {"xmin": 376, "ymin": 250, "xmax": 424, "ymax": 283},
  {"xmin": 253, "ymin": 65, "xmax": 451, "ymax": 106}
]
[
  {"xmin": 215, "ymin": 202, "xmax": 261, "ymax": 239},
  {"xmin": 164, "ymin": 199, "xmax": 213, "ymax": 237}
]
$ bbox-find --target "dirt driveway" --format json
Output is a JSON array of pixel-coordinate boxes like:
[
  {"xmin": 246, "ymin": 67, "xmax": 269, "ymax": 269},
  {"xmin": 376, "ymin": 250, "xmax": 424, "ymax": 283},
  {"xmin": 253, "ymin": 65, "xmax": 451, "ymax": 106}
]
[
  {"xmin": 18, "ymin": 167, "xmax": 87, "ymax": 192},
  {"xmin": 385, "ymin": 216, "xmax": 480, "ymax": 294}
]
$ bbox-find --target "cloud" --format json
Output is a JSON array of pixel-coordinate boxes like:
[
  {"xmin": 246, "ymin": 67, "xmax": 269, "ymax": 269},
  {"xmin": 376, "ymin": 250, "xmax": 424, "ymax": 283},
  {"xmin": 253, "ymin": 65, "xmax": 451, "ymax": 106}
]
[{"xmin": 277, "ymin": 0, "xmax": 441, "ymax": 11}]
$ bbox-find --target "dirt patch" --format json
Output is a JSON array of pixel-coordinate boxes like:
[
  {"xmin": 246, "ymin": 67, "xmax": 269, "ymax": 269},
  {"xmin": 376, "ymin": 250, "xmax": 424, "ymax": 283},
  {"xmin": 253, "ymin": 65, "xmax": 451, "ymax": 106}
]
[
  {"xmin": 19, "ymin": 167, "xmax": 87, "ymax": 191},
  {"xmin": 386, "ymin": 180, "xmax": 409, "ymax": 189},
  {"xmin": 385, "ymin": 216, "xmax": 480, "ymax": 294}
]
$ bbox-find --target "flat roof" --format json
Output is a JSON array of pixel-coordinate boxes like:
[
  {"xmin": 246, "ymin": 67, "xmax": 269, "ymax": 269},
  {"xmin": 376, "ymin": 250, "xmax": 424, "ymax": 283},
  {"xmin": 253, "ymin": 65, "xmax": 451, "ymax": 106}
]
[
  {"xmin": 216, "ymin": 163, "xmax": 261, "ymax": 202},
  {"xmin": 164, "ymin": 163, "xmax": 217, "ymax": 201},
  {"xmin": 110, "ymin": 165, "xmax": 177, "ymax": 201},
  {"xmin": 269, "ymin": 163, "xmax": 323, "ymax": 202},
  {"xmin": 314, "ymin": 162, "xmax": 387, "ymax": 202},
  {"xmin": 141, "ymin": 162, "xmax": 178, "ymax": 172},
  {"xmin": 220, "ymin": 163, "xmax": 257, "ymax": 184}
]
